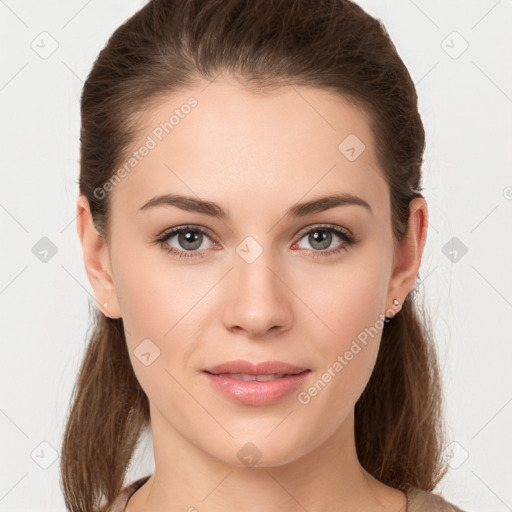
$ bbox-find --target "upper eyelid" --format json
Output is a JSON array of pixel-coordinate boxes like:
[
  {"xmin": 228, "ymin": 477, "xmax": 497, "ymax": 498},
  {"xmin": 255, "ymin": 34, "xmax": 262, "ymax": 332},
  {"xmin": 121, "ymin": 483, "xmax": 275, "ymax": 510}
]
[
  {"xmin": 159, "ymin": 224, "xmax": 218, "ymax": 243},
  {"xmin": 294, "ymin": 223, "xmax": 352, "ymax": 238}
]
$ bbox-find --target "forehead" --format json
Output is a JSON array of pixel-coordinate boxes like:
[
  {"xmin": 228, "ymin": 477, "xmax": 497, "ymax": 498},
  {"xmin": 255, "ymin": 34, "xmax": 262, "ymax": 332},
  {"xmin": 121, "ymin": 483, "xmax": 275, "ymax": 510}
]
[{"xmin": 109, "ymin": 76, "xmax": 388, "ymax": 220}]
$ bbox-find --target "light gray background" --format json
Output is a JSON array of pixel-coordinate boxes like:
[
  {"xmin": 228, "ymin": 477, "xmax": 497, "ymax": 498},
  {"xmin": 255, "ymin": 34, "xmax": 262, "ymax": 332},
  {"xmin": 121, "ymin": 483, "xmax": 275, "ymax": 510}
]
[{"xmin": 1, "ymin": 1, "xmax": 511, "ymax": 511}]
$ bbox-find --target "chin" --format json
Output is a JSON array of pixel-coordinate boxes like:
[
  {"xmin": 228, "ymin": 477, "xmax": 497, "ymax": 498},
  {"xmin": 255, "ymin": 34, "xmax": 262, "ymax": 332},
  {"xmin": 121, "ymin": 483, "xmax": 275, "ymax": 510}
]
[{"xmin": 209, "ymin": 436, "xmax": 309, "ymax": 470}]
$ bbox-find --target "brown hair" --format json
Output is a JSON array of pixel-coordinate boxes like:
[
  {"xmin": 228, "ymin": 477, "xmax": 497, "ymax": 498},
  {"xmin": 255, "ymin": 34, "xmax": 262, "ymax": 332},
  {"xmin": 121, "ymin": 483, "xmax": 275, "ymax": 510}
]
[{"xmin": 61, "ymin": 0, "xmax": 448, "ymax": 510}]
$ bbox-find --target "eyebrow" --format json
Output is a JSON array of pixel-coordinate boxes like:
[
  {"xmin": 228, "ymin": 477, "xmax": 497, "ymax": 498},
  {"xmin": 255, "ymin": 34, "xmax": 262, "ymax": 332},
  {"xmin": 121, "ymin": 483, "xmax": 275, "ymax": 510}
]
[{"xmin": 138, "ymin": 192, "xmax": 373, "ymax": 218}]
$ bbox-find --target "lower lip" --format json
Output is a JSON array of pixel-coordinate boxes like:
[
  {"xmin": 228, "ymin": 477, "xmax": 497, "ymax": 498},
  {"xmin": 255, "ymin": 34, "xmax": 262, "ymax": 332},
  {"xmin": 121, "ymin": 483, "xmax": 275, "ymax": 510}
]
[{"xmin": 203, "ymin": 371, "xmax": 311, "ymax": 406}]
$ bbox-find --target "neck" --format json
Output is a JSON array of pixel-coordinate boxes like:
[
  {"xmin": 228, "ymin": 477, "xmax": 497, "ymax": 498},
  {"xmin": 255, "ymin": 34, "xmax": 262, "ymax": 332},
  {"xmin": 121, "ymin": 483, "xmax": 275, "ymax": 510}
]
[{"xmin": 126, "ymin": 406, "xmax": 406, "ymax": 512}]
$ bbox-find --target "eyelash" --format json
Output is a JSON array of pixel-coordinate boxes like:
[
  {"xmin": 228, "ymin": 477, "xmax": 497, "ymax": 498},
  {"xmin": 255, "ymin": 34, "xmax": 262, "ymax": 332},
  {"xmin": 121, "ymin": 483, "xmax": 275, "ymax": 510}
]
[{"xmin": 155, "ymin": 224, "xmax": 357, "ymax": 260}]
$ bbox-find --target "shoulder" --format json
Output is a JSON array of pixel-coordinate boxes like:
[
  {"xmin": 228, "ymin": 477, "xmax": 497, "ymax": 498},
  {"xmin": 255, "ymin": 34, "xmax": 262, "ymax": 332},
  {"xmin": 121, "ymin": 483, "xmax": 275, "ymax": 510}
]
[
  {"xmin": 406, "ymin": 487, "xmax": 467, "ymax": 512},
  {"xmin": 108, "ymin": 475, "xmax": 151, "ymax": 512}
]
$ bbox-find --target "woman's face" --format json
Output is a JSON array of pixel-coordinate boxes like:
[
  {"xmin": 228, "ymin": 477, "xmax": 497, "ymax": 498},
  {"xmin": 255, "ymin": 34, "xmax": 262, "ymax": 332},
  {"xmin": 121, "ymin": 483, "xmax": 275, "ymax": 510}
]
[{"xmin": 88, "ymin": 76, "xmax": 425, "ymax": 467}]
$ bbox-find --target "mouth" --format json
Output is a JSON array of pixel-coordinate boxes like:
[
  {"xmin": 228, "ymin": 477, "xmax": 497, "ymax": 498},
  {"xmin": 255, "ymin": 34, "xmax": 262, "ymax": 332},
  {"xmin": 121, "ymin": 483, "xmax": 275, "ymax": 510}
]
[
  {"xmin": 202, "ymin": 359, "xmax": 310, "ymax": 377},
  {"xmin": 201, "ymin": 360, "xmax": 311, "ymax": 406},
  {"xmin": 203, "ymin": 370, "xmax": 310, "ymax": 381}
]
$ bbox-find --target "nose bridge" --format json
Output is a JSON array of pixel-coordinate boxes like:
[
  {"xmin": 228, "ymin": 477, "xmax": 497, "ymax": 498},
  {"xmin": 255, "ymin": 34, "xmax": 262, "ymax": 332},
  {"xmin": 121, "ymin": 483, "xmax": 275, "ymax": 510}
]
[{"xmin": 221, "ymin": 234, "xmax": 292, "ymax": 334}]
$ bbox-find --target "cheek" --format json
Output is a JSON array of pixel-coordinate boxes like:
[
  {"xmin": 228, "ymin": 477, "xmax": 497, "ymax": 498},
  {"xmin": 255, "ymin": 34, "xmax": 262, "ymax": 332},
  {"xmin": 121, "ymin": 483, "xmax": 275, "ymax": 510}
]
[
  {"xmin": 301, "ymin": 253, "xmax": 390, "ymax": 401},
  {"xmin": 333, "ymin": 270, "xmax": 387, "ymax": 346},
  {"xmin": 308, "ymin": 253, "xmax": 389, "ymax": 346},
  {"xmin": 112, "ymin": 240, "xmax": 205, "ymax": 338},
  {"xmin": 110, "ymin": 243, "xmax": 216, "ymax": 390}
]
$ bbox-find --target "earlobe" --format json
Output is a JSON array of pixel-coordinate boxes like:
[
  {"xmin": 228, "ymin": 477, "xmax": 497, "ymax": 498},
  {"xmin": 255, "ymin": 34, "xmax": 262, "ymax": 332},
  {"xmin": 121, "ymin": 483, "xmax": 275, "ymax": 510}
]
[
  {"xmin": 76, "ymin": 194, "xmax": 122, "ymax": 319},
  {"xmin": 386, "ymin": 197, "xmax": 429, "ymax": 309}
]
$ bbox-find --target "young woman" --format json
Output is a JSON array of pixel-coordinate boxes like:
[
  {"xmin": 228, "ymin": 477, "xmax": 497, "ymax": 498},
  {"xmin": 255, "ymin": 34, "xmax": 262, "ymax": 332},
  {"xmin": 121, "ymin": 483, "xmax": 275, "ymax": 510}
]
[{"xmin": 61, "ymin": 1, "xmax": 467, "ymax": 511}]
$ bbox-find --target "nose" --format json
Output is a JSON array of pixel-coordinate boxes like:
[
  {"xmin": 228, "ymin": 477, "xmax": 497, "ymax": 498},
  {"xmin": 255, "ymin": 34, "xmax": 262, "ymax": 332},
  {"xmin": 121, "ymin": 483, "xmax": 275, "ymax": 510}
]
[{"xmin": 221, "ymin": 246, "xmax": 293, "ymax": 338}]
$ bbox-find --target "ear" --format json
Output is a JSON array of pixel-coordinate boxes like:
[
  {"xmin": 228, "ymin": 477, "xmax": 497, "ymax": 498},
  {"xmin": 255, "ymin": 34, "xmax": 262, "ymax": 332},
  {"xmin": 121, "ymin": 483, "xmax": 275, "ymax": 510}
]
[
  {"xmin": 76, "ymin": 194, "xmax": 121, "ymax": 319},
  {"xmin": 386, "ymin": 196, "xmax": 429, "ymax": 315}
]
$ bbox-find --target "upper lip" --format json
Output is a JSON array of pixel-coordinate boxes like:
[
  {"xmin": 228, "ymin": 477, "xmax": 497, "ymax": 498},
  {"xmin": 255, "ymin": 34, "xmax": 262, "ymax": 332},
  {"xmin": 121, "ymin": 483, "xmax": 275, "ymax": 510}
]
[{"xmin": 203, "ymin": 359, "xmax": 310, "ymax": 376}]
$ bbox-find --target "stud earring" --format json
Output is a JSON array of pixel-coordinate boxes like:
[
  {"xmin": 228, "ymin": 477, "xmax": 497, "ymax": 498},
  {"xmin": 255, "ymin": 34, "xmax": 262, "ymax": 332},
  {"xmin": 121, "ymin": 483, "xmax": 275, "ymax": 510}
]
[{"xmin": 384, "ymin": 298, "xmax": 401, "ymax": 322}]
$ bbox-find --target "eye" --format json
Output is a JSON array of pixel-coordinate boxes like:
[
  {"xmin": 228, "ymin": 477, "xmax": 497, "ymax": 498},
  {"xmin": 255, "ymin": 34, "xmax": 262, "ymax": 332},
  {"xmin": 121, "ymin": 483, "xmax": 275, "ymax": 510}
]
[
  {"xmin": 155, "ymin": 225, "xmax": 217, "ymax": 259},
  {"xmin": 292, "ymin": 224, "xmax": 356, "ymax": 258},
  {"xmin": 155, "ymin": 223, "xmax": 357, "ymax": 260}
]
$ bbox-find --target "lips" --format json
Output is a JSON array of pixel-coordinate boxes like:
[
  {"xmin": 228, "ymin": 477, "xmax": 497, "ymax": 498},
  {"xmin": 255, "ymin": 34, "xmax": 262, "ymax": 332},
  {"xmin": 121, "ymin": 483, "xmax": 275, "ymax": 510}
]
[
  {"xmin": 202, "ymin": 360, "xmax": 312, "ymax": 406},
  {"xmin": 203, "ymin": 359, "xmax": 309, "ymax": 378}
]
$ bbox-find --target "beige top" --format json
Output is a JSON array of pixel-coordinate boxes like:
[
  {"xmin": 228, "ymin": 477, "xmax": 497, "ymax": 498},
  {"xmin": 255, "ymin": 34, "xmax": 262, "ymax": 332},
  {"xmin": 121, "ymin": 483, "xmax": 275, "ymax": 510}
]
[{"xmin": 108, "ymin": 475, "xmax": 467, "ymax": 512}]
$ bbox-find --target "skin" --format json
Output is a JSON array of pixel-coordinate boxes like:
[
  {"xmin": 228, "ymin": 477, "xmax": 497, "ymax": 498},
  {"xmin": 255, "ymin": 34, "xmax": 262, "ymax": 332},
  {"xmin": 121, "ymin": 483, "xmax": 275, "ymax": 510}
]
[{"xmin": 76, "ymin": 75, "xmax": 428, "ymax": 512}]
